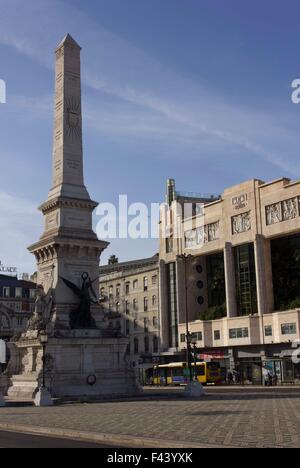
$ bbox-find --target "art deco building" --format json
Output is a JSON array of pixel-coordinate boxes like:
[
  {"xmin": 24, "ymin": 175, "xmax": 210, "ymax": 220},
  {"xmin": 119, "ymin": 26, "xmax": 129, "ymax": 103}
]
[
  {"xmin": 99, "ymin": 255, "xmax": 160, "ymax": 382},
  {"xmin": 159, "ymin": 178, "xmax": 300, "ymax": 384}
]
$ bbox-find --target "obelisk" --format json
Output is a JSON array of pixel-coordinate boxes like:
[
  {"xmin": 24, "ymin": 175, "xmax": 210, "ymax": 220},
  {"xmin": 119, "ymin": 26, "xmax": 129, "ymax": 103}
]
[
  {"xmin": 28, "ymin": 34, "xmax": 108, "ymax": 330},
  {"xmin": 7, "ymin": 36, "xmax": 140, "ymax": 400}
]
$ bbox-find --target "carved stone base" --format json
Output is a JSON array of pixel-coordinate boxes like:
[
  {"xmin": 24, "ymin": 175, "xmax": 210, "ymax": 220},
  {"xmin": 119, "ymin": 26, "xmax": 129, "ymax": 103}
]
[
  {"xmin": 34, "ymin": 387, "xmax": 53, "ymax": 407},
  {"xmin": 7, "ymin": 332, "xmax": 140, "ymax": 400},
  {"xmin": 0, "ymin": 392, "xmax": 5, "ymax": 407},
  {"xmin": 184, "ymin": 381, "xmax": 205, "ymax": 398}
]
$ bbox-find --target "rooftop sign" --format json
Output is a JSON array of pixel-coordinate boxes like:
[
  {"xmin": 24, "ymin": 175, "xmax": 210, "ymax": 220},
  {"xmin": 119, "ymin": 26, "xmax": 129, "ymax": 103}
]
[{"xmin": 0, "ymin": 261, "xmax": 17, "ymax": 274}]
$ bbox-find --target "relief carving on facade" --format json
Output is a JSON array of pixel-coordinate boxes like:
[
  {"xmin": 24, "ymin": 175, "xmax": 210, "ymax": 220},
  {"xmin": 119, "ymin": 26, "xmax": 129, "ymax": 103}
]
[
  {"xmin": 282, "ymin": 197, "xmax": 298, "ymax": 221},
  {"xmin": 185, "ymin": 221, "xmax": 220, "ymax": 248},
  {"xmin": 232, "ymin": 212, "xmax": 251, "ymax": 235},
  {"xmin": 266, "ymin": 197, "xmax": 299, "ymax": 225}
]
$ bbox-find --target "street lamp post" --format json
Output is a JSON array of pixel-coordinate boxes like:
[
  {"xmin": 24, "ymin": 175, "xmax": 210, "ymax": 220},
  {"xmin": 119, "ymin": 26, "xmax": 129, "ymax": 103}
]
[
  {"xmin": 39, "ymin": 330, "xmax": 48, "ymax": 389},
  {"xmin": 177, "ymin": 254, "xmax": 205, "ymax": 397},
  {"xmin": 186, "ymin": 331, "xmax": 193, "ymax": 382},
  {"xmin": 34, "ymin": 330, "xmax": 53, "ymax": 407},
  {"xmin": 177, "ymin": 253, "xmax": 193, "ymax": 382},
  {"xmin": 191, "ymin": 337, "xmax": 198, "ymax": 381}
]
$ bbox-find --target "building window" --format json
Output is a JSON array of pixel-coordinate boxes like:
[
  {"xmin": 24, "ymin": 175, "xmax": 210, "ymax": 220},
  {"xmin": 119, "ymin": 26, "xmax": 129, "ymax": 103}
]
[
  {"xmin": 109, "ymin": 286, "xmax": 113, "ymax": 299},
  {"xmin": 116, "ymin": 302, "xmax": 121, "ymax": 314},
  {"xmin": 206, "ymin": 253, "xmax": 226, "ymax": 314},
  {"xmin": 100, "ymin": 287, "xmax": 106, "ymax": 301},
  {"xmin": 214, "ymin": 330, "xmax": 221, "ymax": 341},
  {"xmin": 126, "ymin": 342, "xmax": 130, "ymax": 355},
  {"xmin": 116, "ymin": 284, "xmax": 121, "ymax": 297},
  {"xmin": 166, "ymin": 236, "xmax": 173, "ymax": 254},
  {"xmin": 180, "ymin": 333, "xmax": 186, "ymax": 343},
  {"xmin": 235, "ymin": 243, "xmax": 257, "ymax": 316},
  {"xmin": 15, "ymin": 287, "xmax": 22, "ymax": 298},
  {"xmin": 153, "ymin": 336, "xmax": 159, "ymax": 353},
  {"xmin": 264, "ymin": 325, "xmax": 273, "ymax": 337},
  {"xmin": 125, "ymin": 301, "xmax": 130, "ymax": 315},
  {"xmin": 152, "ymin": 275, "xmax": 157, "ymax": 285},
  {"xmin": 281, "ymin": 323, "xmax": 297, "ymax": 335},
  {"xmin": 144, "ymin": 318, "xmax": 149, "ymax": 333},
  {"xmin": 143, "ymin": 277, "xmax": 148, "ymax": 291},
  {"xmin": 144, "ymin": 336, "xmax": 150, "ymax": 353},
  {"xmin": 15, "ymin": 303, "xmax": 21, "ymax": 312},
  {"xmin": 229, "ymin": 327, "xmax": 249, "ymax": 339},
  {"xmin": 134, "ymin": 319, "xmax": 138, "ymax": 329},
  {"xmin": 133, "ymin": 299, "xmax": 138, "ymax": 311},
  {"xmin": 153, "ymin": 317, "xmax": 158, "ymax": 329},
  {"xmin": 193, "ymin": 331, "xmax": 202, "ymax": 341},
  {"xmin": 125, "ymin": 282, "xmax": 130, "ymax": 295},
  {"xmin": 29, "ymin": 289, "xmax": 36, "ymax": 299},
  {"xmin": 152, "ymin": 295, "xmax": 157, "ymax": 307},
  {"xmin": 144, "ymin": 297, "xmax": 148, "ymax": 312},
  {"xmin": 3, "ymin": 287, "xmax": 10, "ymax": 298},
  {"xmin": 126, "ymin": 320, "xmax": 130, "ymax": 335},
  {"xmin": 134, "ymin": 338, "xmax": 139, "ymax": 354},
  {"xmin": 133, "ymin": 280, "xmax": 138, "ymax": 290},
  {"xmin": 271, "ymin": 234, "xmax": 300, "ymax": 311}
]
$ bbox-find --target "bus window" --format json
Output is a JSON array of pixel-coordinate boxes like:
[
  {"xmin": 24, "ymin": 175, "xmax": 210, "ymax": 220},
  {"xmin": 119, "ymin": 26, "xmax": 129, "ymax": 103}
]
[{"xmin": 208, "ymin": 362, "xmax": 220, "ymax": 371}]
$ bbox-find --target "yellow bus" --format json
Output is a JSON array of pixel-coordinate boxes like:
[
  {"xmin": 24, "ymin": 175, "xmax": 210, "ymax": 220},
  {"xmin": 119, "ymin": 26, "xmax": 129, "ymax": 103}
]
[{"xmin": 153, "ymin": 361, "xmax": 222, "ymax": 386}]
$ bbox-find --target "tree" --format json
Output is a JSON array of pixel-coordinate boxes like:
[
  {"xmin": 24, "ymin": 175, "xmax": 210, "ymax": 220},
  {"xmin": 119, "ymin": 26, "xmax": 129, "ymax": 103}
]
[{"xmin": 108, "ymin": 255, "xmax": 119, "ymax": 265}]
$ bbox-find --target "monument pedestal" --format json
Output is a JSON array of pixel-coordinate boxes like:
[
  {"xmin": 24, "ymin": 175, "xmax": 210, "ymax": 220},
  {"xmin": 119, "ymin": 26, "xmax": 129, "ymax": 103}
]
[
  {"xmin": 8, "ymin": 331, "xmax": 141, "ymax": 400},
  {"xmin": 184, "ymin": 381, "xmax": 205, "ymax": 398},
  {"xmin": 34, "ymin": 387, "xmax": 53, "ymax": 407}
]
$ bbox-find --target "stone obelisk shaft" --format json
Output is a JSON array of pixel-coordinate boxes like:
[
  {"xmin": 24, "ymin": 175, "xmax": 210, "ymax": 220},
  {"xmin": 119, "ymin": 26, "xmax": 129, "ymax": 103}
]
[{"xmin": 49, "ymin": 34, "xmax": 89, "ymax": 201}]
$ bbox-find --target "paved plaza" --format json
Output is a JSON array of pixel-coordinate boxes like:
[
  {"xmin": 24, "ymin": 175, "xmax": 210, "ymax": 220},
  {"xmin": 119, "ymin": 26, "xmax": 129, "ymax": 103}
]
[{"xmin": 1, "ymin": 387, "xmax": 300, "ymax": 448}]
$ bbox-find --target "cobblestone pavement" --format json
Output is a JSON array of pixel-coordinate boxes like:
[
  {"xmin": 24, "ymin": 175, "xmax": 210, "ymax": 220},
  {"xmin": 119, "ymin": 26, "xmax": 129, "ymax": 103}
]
[{"xmin": 1, "ymin": 388, "xmax": 300, "ymax": 448}]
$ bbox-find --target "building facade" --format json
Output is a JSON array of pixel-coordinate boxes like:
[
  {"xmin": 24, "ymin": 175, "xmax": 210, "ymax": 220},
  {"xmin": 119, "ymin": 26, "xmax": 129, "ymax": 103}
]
[
  {"xmin": 0, "ymin": 275, "xmax": 36, "ymax": 340},
  {"xmin": 99, "ymin": 256, "xmax": 160, "ymax": 382},
  {"xmin": 159, "ymin": 178, "xmax": 300, "ymax": 384}
]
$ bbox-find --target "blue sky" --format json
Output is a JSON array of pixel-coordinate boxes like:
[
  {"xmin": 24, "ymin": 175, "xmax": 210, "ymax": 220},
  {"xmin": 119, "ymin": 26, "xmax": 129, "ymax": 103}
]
[{"xmin": 0, "ymin": 0, "xmax": 300, "ymax": 274}]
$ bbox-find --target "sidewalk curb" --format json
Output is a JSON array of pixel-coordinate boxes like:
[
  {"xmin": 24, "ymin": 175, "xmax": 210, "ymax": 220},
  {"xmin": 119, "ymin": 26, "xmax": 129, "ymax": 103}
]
[{"xmin": 0, "ymin": 422, "xmax": 219, "ymax": 448}]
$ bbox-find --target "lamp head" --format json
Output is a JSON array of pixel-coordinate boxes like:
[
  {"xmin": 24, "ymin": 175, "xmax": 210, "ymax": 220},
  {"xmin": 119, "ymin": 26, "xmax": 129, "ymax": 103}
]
[{"xmin": 39, "ymin": 331, "xmax": 48, "ymax": 344}]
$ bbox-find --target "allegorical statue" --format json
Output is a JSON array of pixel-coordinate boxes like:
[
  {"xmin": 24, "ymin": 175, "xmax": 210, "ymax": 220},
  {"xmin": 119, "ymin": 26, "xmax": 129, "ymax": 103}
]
[
  {"xmin": 60, "ymin": 272, "xmax": 99, "ymax": 329},
  {"xmin": 27, "ymin": 285, "xmax": 54, "ymax": 331}
]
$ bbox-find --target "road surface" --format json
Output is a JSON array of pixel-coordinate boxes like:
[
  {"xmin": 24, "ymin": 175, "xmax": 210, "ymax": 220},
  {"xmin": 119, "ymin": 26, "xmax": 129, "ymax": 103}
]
[{"xmin": 0, "ymin": 430, "xmax": 112, "ymax": 448}]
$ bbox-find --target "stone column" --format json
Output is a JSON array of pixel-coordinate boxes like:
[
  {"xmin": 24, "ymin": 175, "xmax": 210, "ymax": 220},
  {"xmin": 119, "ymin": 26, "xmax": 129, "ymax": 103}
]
[
  {"xmin": 159, "ymin": 260, "xmax": 169, "ymax": 350},
  {"xmin": 176, "ymin": 257, "xmax": 186, "ymax": 325},
  {"xmin": 254, "ymin": 235, "xmax": 268, "ymax": 316},
  {"xmin": 264, "ymin": 238, "xmax": 274, "ymax": 313},
  {"xmin": 224, "ymin": 242, "xmax": 237, "ymax": 317}
]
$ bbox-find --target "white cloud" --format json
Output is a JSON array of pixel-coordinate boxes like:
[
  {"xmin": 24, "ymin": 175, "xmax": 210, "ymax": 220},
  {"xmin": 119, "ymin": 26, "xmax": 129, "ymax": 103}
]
[
  {"xmin": 0, "ymin": 192, "xmax": 40, "ymax": 275},
  {"xmin": 0, "ymin": 0, "xmax": 299, "ymax": 176}
]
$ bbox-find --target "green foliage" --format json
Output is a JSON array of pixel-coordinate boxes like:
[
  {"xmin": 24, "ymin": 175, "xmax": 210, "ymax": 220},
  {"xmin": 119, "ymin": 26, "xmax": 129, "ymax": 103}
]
[
  {"xmin": 278, "ymin": 297, "xmax": 300, "ymax": 311},
  {"xmin": 199, "ymin": 303, "xmax": 227, "ymax": 321},
  {"xmin": 272, "ymin": 235, "xmax": 300, "ymax": 311}
]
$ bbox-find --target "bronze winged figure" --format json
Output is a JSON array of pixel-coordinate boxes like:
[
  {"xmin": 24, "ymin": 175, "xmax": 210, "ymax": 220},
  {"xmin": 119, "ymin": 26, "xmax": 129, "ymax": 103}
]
[{"xmin": 60, "ymin": 272, "xmax": 98, "ymax": 329}]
